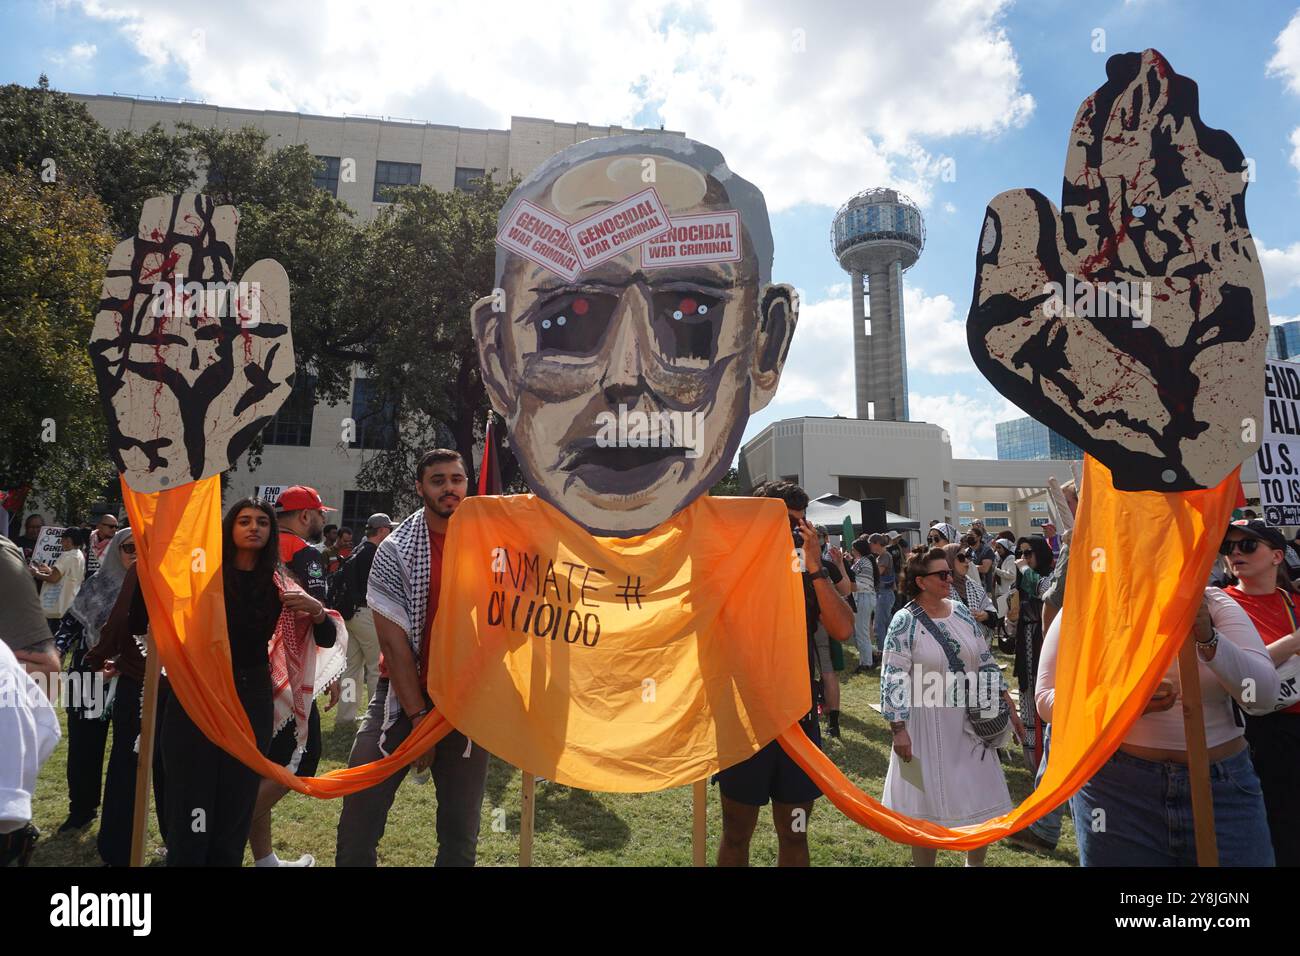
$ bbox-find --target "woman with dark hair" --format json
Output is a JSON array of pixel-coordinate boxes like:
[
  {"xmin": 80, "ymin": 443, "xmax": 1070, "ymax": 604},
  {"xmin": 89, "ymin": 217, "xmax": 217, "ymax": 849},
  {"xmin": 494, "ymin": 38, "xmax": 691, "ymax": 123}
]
[
  {"xmin": 942, "ymin": 542, "xmax": 996, "ymax": 636},
  {"xmin": 880, "ymin": 548, "xmax": 1021, "ymax": 866},
  {"xmin": 162, "ymin": 498, "xmax": 336, "ymax": 866},
  {"xmin": 926, "ymin": 523, "xmax": 957, "ymax": 547},
  {"xmin": 1221, "ymin": 519, "xmax": 1300, "ymax": 865},
  {"xmin": 1013, "ymin": 535, "xmax": 1055, "ymax": 770}
]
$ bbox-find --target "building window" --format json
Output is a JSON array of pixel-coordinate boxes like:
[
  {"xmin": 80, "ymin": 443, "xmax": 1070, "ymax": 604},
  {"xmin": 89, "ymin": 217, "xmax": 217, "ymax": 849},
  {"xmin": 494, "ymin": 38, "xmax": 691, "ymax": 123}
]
[
  {"xmin": 984, "ymin": 518, "xmax": 1011, "ymax": 528},
  {"xmin": 373, "ymin": 161, "xmax": 421, "ymax": 202},
  {"xmin": 454, "ymin": 167, "xmax": 485, "ymax": 194},
  {"xmin": 349, "ymin": 378, "xmax": 399, "ymax": 450},
  {"xmin": 943, "ymin": 481, "xmax": 951, "ymax": 493},
  {"xmin": 342, "ymin": 490, "xmax": 395, "ymax": 534},
  {"xmin": 958, "ymin": 501, "xmax": 973, "ymax": 513},
  {"xmin": 1030, "ymin": 517, "xmax": 1050, "ymax": 527},
  {"xmin": 943, "ymin": 499, "xmax": 951, "ymax": 512},
  {"xmin": 958, "ymin": 517, "xmax": 973, "ymax": 528},
  {"xmin": 1029, "ymin": 501, "xmax": 1049, "ymax": 513},
  {"xmin": 983, "ymin": 502, "xmax": 1009, "ymax": 512},
  {"xmin": 263, "ymin": 374, "xmax": 315, "ymax": 446},
  {"xmin": 313, "ymin": 156, "xmax": 340, "ymax": 196}
]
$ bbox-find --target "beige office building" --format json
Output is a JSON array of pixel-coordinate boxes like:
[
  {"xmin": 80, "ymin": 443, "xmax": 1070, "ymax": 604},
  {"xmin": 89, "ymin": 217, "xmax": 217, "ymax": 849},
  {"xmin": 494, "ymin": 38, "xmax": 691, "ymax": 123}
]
[{"xmin": 73, "ymin": 92, "xmax": 679, "ymax": 527}]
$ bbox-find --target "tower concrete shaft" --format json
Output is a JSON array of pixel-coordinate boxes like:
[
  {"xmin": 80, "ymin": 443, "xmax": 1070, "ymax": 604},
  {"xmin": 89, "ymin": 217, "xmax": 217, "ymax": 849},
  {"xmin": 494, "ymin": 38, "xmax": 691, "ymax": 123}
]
[{"xmin": 859, "ymin": 264, "xmax": 909, "ymax": 421}]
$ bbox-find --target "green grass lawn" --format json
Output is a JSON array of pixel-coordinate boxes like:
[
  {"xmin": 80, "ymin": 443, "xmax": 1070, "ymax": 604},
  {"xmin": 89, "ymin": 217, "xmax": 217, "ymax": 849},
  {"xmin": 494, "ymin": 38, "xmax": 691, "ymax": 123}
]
[{"xmin": 29, "ymin": 645, "xmax": 1076, "ymax": 867}]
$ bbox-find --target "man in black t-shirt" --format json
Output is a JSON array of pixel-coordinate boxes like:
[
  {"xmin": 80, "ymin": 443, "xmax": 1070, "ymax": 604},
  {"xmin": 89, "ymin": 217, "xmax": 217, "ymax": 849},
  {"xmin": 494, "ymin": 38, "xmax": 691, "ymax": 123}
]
[{"xmin": 714, "ymin": 480, "xmax": 854, "ymax": 867}]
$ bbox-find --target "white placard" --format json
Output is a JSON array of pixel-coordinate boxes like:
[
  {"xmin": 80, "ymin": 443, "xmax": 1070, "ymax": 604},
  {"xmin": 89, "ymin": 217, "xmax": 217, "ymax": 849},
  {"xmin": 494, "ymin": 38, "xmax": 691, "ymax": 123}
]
[
  {"xmin": 33, "ymin": 526, "xmax": 66, "ymax": 566},
  {"xmin": 641, "ymin": 211, "xmax": 742, "ymax": 268},
  {"xmin": 255, "ymin": 485, "xmax": 286, "ymax": 507},
  {"xmin": 1257, "ymin": 360, "xmax": 1300, "ymax": 526},
  {"xmin": 495, "ymin": 199, "xmax": 580, "ymax": 282},
  {"xmin": 565, "ymin": 187, "xmax": 671, "ymax": 271}
]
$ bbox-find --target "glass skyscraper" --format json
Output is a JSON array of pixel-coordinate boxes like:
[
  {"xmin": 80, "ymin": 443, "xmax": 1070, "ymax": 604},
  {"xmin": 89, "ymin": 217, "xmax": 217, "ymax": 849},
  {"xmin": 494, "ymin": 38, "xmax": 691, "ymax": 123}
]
[
  {"xmin": 996, "ymin": 416, "xmax": 1083, "ymax": 461},
  {"xmin": 1270, "ymin": 320, "xmax": 1300, "ymax": 362}
]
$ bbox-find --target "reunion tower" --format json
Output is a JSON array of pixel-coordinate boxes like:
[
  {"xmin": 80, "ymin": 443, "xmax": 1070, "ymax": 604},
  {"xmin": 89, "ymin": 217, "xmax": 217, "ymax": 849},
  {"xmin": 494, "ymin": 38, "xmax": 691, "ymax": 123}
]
[{"xmin": 831, "ymin": 188, "xmax": 925, "ymax": 422}]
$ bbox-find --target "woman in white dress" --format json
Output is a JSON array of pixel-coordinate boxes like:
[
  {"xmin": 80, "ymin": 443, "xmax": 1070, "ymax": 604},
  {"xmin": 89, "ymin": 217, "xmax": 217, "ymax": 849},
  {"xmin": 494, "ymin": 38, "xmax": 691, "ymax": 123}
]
[{"xmin": 881, "ymin": 547, "xmax": 1024, "ymax": 866}]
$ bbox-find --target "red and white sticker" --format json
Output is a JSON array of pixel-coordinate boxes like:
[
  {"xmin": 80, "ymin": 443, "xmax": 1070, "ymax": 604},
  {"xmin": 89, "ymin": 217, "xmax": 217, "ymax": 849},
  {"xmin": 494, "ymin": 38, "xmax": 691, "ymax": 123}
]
[
  {"xmin": 565, "ymin": 187, "xmax": 672, "ymax": 271},
  {"xmin": 496, "ymin": 200, "xmax": 580, "ymax": 281},
  {"xmin": 641, "ymin": 211, "xmax": 743, "ymax": 269}
]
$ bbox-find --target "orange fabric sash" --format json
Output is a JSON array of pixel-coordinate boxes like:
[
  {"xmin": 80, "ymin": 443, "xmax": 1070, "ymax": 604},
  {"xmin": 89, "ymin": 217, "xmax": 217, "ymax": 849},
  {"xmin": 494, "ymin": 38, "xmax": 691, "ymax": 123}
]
[
  {"xmin": 122, "ymin": 475, "xmax": 449, "ymax": 797},
  {"xmin": 427, "ymin": 494, "xmax": 810, "ymax": 791},
  {"xmin": 778, "ymin": 455, "xmax": 1236, "ymax": 847}
]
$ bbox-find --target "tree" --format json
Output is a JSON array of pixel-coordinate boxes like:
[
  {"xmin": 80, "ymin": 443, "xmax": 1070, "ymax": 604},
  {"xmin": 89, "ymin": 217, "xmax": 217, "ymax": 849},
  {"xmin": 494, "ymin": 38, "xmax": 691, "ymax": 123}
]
[
  {"xmin": 0, "ymin": 170, "xmax": 116, "ymax": 520},
  {"xmin": 0, "ymin": 76, "xmax": 192, "ymax": 235},
  {"xmin": 335, "ymin": 174, "xmax": 524, "ymax": 495},
  {"xmin": 710, "ymin": 466, "xmax": 742, "ymax": 496}
]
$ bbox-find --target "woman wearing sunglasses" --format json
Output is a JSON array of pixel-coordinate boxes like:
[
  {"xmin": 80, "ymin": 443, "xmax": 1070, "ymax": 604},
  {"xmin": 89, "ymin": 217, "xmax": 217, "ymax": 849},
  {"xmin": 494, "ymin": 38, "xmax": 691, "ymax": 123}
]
[
  {"xmin": 942, "ymin": 543, "xmax": 996, "ymax": 638},
  {"xmin": 880, "ymin": 547, "xmax": 1021, "ymax": 866},
  {"xmin": 1222, "ymin": 519, "xmax": 1300, "ymax": 866},
  {"xmin": 926, "ymin": 523, "xmax": 958, "ymax": 547},
  {"xmin": 1036, "ymin": 574, "xmax": 1277, "ymax": 865}
]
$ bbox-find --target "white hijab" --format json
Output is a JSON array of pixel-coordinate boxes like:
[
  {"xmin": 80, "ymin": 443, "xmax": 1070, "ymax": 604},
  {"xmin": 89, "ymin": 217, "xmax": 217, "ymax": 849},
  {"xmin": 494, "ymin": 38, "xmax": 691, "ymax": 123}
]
[{"xmin": 70, "ymin": 527, "xmax": 134, "ymax": 650}]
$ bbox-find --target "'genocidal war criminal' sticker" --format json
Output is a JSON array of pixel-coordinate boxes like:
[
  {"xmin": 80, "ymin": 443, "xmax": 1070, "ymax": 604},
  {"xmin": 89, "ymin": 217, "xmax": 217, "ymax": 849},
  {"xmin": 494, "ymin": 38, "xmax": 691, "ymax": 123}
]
[
  {"xmin": 495, "ymin": 199, "xmax": 581, "ymax": 282},
  {"xmin": 642, "ymin": 210, "xmax": 743, "ymax": 269},
  {"xmin": 565, "ymin": 186, "xmax": 672, "ymax": 271}
]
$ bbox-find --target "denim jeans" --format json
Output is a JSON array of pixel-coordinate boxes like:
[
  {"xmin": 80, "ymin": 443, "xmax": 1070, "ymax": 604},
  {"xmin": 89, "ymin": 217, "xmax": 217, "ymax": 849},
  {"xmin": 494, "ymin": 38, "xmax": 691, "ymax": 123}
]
[
  {"xmin": 852, "ymin": 589, "xmax": 875, "ymax": 667},
  {"xmin": 1026, "ymin": 724, "xmax": 1065, "ymax": 847},
  {"xmin": 1072, "ymin": 746, "xmax": 1274, "ymax": 866},
  {"xmin": 874, "ymin": 590, "xmax": 895, "ymax": 654}
]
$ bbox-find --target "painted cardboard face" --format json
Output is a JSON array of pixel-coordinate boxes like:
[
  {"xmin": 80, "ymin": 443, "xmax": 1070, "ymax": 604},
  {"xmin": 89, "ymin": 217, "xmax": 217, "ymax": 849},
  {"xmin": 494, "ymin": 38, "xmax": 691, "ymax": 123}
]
[{"xmin": 474, "ymin": 137, "xmax": 797, "ymax": 536}]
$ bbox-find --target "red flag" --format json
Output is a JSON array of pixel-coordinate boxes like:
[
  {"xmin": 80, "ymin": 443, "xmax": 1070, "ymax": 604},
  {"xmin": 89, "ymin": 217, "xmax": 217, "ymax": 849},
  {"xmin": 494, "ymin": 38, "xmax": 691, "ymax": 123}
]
[{"xmin": 477, "ymin": 414, "xmax": 502, "ymax": 496}]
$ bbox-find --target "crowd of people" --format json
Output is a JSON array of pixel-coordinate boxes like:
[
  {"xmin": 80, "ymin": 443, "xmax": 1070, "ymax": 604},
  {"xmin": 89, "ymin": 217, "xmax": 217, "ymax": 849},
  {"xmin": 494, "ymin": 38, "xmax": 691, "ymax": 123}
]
[{"xmin": 2, "ymin": 463, "xmax": 1299, "ymax": 868}]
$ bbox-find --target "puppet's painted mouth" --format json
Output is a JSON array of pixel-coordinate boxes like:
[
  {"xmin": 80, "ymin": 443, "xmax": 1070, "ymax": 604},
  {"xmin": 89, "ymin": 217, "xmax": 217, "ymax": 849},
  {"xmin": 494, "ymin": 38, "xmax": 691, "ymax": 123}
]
[{"xmin": 562, "ymin": 442, "xmax": 685, "ymax": 494}]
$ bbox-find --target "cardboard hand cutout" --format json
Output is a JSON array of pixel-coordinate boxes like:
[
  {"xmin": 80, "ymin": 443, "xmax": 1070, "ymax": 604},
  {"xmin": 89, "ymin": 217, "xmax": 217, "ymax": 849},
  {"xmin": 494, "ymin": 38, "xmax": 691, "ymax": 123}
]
[
  {"xmin": 472, "ymin": 134, "xmax": 797, "ymax": 536},
  {"xmin": 967, "ymin": 49, "xmax": 1266, "ymax": 491},
  {"xmin": 90, "ymin": 193, "xmax": 295, "ymax": 493}
]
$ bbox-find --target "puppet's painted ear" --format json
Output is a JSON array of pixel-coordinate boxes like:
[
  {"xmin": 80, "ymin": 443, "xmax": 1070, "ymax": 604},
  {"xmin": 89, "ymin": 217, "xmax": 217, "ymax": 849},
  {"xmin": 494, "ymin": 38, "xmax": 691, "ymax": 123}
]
[
  {"xmin": 470, "ymin": 293, "xmax": 514, "ymax": 418},
  {"xmin": 750, "ymin": 283, "xmax": 798, "ymax": 414}
]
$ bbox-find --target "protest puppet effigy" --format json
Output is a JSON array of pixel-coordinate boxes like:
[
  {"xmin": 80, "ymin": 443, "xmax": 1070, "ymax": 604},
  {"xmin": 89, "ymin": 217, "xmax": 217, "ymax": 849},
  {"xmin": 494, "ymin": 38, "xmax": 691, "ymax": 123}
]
[{"xmin": 91, "ymin": 50, "xmax": 1269, "ymax": 845}]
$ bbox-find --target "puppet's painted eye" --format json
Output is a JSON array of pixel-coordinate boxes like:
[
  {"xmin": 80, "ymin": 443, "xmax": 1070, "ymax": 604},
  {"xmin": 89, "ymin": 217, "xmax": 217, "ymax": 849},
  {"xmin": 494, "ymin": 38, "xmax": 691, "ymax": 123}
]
[
  {"xmin": 697, "ymin": 304, "xmax": 708, "ymax": 315},
  {"xmin": 572, "ymin": 297, "xmax": 589, "ymax": 316},
  {"xmin": 672, "ymin": 310, "xmax": 683, "ymax": 321},
  {"xmin": 541, "ymin": 319, "xmax": 552, "ymax": 329},
  {"xmin": 556, "ymin": 316, "xmax": 566, "ymax": 326}
]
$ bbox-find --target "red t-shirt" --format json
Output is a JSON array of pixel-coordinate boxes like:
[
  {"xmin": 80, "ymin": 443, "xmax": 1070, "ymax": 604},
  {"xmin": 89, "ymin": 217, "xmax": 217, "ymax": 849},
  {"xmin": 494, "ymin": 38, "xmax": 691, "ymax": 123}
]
[
  {"xmin": 377, "ymin": 528, "xmax": 446, "ymax": 687},
  {"xmin": 1224, "ymin": 585, "xmax": 1300, "ymax": 715}
]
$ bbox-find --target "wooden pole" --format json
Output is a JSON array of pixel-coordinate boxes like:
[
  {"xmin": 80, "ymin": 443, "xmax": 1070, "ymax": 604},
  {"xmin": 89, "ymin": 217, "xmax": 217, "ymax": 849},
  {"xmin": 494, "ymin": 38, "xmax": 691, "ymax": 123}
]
[
  {"xmin": 129, "ymin": 629, "xmax": 161, "ymax": 867},
  {"xmin": 692, "ymin": 779, "xmax": 707, "ymax": 866},
  {"xmin": 518, "ymin": 770, "xmax": 535, "ymax": 867},
  {"xmin": 1177, "ymin": 635, "xmax": 1219, "ymax": 867}
]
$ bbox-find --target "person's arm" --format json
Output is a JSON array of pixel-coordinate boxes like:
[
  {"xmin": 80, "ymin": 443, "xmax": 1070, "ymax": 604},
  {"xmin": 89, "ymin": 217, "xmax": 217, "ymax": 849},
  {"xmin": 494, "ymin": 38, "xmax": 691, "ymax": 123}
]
[
  {"xmin": 979, "ymin": 551, "xmax": 994, "ymax": 580},
  {"xmin": 798, "ymin": 519, "xmax": 853, "ymax": 641},
  {"xmin": 826, "ymin": 547, "xmax": 853, "ymax": 597},
  {"xmin": 994, "ymin": 554, "xmax": 1016, "ymax": 587},
  {"xmin": 1200, "ymin": 590, "xmax": 1280, "ymax": 709},
  {"xmin": 880, "ymin": 610, "xmax": 914, "ymax": 759},
  {"xmin": 372, "ymin": 610, "xmax": 427, "ymax": 719},
  {"xmin": 279, "ymin": 589, "xmax": 336, "ymax": 647},
  {"xmin": 1266, "ymin": 631, "xmax": 1300, "ymax": 666},
  {"xmin": 1035, "ymin": 612, "xmax": 1061, "ymax": 724}
]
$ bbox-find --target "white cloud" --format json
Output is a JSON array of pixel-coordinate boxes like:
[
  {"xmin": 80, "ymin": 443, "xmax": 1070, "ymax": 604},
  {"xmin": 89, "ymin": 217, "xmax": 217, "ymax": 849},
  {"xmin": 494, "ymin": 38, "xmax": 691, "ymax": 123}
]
[
  {"xmin": 943, "ymin": 201, "xmax": 957, "ymax": 214},
  {"xmin": 1260, "ymin": 239, "xmax": 1300, "ymax": 297},
  {"xmin": 72, "ymin": 0, "xmax": 1033, "ymax": 212},
  {"xmin": 49, "ymin": 42, "xmax": 97, "ymax": 65},
  {"xmin": 1268, "ymin": 10, "xmax": 1300, "ymax": 95},
  {"xmin": 908, "ymin": 391, "xmax": 1019, "ymax": 459},
  {"xmin": 1289, "ymin": 127, "xmax": 1300, "ymax": 177},
  {"xmin": 1273, "ymin": 313, "xmax": 1300, "ymax": 326}
]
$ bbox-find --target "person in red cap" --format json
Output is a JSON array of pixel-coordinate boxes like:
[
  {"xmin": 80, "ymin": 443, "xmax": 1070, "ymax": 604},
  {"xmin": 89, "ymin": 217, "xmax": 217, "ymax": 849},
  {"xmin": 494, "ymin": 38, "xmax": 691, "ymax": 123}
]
[{"xmin": 245, "ymin": 485, "xmax": 338, "ymax": 867}]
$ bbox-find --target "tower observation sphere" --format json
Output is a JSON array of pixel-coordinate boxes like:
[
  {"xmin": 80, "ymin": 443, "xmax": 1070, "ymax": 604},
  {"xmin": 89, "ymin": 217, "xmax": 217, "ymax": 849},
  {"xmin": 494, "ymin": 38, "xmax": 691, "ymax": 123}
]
[{"xmin": 830, "ymin": 188, "xmax": 926, "ymax": 422}]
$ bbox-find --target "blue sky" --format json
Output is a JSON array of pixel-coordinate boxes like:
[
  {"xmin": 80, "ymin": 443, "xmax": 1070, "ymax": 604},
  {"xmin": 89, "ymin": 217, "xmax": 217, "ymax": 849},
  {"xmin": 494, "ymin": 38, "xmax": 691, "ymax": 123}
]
[{"xmin": 4, "ymin": 0, "xmax": 1300, "ymax": 458}]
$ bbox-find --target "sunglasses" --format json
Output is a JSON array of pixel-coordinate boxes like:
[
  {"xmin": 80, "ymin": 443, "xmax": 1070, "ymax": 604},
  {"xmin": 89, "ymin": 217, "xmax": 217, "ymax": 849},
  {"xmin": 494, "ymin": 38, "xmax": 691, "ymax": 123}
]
[
  {"xmin": 1017, "ymin": 549, "xmax": 1034, "ymax": 558},
  {"xmin": 918, "ymin": 569, "xmax": 952, "ymax": 581},
  {"xmin": 1219, "ymin": 538, "xmax": 1262, "ymax": 556},
  {"xmin": 927, "ymin": 535, "xmax": 941, "ymax": 543},
  {"xmin": 957, "ymin": 551, "xmax": 972, "ymax": 562}
]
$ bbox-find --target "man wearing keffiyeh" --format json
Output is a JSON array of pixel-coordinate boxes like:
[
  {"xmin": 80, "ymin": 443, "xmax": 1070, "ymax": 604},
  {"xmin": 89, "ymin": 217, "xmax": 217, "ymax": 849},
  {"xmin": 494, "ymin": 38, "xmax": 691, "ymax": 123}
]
[{"xmin": 335, "ymin": 449, "xmax": 490, "ymax": 867}]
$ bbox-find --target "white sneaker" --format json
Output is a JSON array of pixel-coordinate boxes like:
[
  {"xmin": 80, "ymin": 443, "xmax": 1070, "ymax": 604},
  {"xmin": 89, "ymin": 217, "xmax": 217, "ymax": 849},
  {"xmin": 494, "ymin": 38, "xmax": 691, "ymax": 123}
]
[{"xmin": 278, "ymin": 853, "xmax": 316, "ymax": 867}]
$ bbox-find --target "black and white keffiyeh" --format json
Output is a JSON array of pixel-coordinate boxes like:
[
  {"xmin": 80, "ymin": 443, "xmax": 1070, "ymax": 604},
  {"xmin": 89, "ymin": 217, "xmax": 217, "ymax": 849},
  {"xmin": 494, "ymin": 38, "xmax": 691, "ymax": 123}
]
[{"xmin": 365, "ymin": 509, "xmax": 432, "ymax": 747}]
